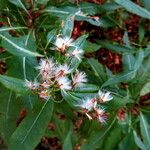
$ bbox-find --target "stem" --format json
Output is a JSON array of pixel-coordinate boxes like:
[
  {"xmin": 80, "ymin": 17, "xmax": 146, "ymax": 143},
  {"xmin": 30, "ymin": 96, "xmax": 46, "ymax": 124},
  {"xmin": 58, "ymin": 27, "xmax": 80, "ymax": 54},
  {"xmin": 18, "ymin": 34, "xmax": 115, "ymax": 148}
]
[{"xmin": 23, "ymin": 57, "xmax": 27, "ymax": 80}]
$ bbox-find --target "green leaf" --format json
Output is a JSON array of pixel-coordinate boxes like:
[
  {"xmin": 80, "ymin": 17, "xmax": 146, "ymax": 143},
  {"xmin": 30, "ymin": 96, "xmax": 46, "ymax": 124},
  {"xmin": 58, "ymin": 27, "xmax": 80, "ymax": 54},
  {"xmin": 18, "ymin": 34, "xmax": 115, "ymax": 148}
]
[
  {"xmin": 140, "ymin": 113, "xmax": 150, "ymax": 149},
  {"xmin": 74, "ymin": 84, "xmax": 99, "ymax": 93},
  {"xmin": 73, "ymin": 34, "xmax": 88, "ymax": 49},
  {"xmin": 9, "ymin": 100, "xmax": 54, "ymax": 150},
  {"xmin": 0, "ymin": 87, "xmax": 23, "ymax": 143},
  {"xmin": 102, "ymin": 70, "xmax": 136, "ymax": 87},
  {"xmin": 134, "ymin": 49, "xmax": 144, "ymax": 71},
  {"xmin": 61, "ymin": 90, "xmax": 81, "ymax": 107},
  {"xmin": 8, "ymin": 0, "xmax": 30, "ymax": 16},
  {"xmin": 115, "ymin": 0, "xmax": 150, "ymax": 19},
  {"xmin": 133, "ymin": 130, "xmax": 147, "ymax": 150},
  {"xmin": 139, "ymin": 20, "xmax": 145, "ymax": 44},
  {"xmin": 0, "ymin": 75, "xmax": 27, "ymax": 94},
  {"xmin": 104, "ymin": 124, "xmax": 121, "ymax": 150},
  {"xmin": 98, "ymin": 40, "xmax": 133, "ymax": 54},
  {"xmin": 62, "ymin": 121, "xmax": 73, "ymax": 150},
  {"xmin": 140, "ymin": 0, "xmax": 150, "ymax": 11},
  {"xmin": 62, "ymin": 15, "xmax": 74, "ymax": 38},
  {"xmin": 140, "ymin": 82, "xmax": 150, "ymax": 96},
  {"xmin": 0, "ymin": 26, "xmax": 27, "ymax": 32},
  {"xmin": 83, "ymin": 41, "xmax": 101, "ymax": 53},
  {"xmin": 36, "ymin": 0, "xmax": 49, "ymax": 4},
  {"xmin": 88, "ymin": 58, "xmax": 107, "ymax": 84},
  {"xmin": 119, "ymin": 132, "xmax": 137, "ymax": 150},
  {"xmin": 0, "ymin": 32, "xmax": 43, "ymax": 57}
]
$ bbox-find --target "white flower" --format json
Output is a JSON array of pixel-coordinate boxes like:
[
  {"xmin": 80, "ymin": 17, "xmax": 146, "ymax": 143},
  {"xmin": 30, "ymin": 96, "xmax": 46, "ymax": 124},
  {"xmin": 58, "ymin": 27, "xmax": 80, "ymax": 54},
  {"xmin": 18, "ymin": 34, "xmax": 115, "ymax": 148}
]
[
  {"xmin": 39, "ymin": 90, "xmax": 50, "ymax": 100},
  {"xmin": 55, "ymin": 37, "xmax": 73, "ymax": 53},
  {"xmin": 56, "ymin": 77, "xmax": 72, "ymax": 90},
  {"xmin": 98, "ymin": 90, "xmax": 113, "ymax": 102},
  {"xmin": 55, "ymin": 64, "xmax": 72, "ymax": 77},
  {"xmin": 66, "ymin": 49, "xmax": 83, "ymax": 60},
  {"xmin": 37, "ymin": 58, "xmax": 55, "ymax": 80},
  {"xmin": 72, "ymin": 70, "xmax": 87, "ymax": 87},
  {"xmin": 25, "ymin": 80, "xmax": 39, "ymax": 90},
  {"xmin": 78, "ymin": 97, "xmax": 97, "ymax": 111},
  {"xmin": 95, "ymin": 108, "xmax": 107, "ymax": 124}
]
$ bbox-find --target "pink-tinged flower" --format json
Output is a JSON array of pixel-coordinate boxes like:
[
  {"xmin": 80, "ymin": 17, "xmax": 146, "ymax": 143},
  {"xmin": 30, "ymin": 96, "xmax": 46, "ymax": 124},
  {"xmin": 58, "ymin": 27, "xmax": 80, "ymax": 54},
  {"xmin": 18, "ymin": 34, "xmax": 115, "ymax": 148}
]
[
  {"xmin": 25, "ymin": 80, "xmax": 39, "ymax": 90},
  {"xmin": 40, "ymin": 81, "xmax": 51, "ymax": 89},
  {"xmin": 55, "ymin": 64, "xmax": 72, "ymax": 77},
  {"xmin": 55, "ymin": 37, "xmax": 73, "ymax": 53},
  {"xmin": 95, "ymin": 108, "xmax": 107, "ymax": 124},
  {"xmin": 39, "ymin": 90, "xmax": 50, "ymax": 100},
  {"xmin": 56, "ymin": 77, "xmax": 72, "ymax": 90},
  {"xmin": 78, "ymin": 97, "xmax": 97, "ymax": 111},
  {"xmin": 36, "ymin": 58, "xmax": 55, "ymax": 80},
  {"xmin": 66, "ymin": 49, "xmax": 83, "ymax": 60},
  {"xmin": 72, "ymin": 70, "xmax": 87, "ymax": 87},
  {"xmin": 98, "ymin": 90, "xmax": 113, "ymax": 103}
]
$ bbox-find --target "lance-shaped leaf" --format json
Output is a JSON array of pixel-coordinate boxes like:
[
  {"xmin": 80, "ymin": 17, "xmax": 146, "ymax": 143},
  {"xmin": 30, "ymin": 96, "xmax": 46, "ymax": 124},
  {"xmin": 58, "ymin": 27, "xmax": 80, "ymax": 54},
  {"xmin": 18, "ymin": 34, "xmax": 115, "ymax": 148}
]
[
  {"xmin": 133, "ymin": 130, "xmax": 147, "ymax": 150},
  {"xmin": 115, "ymin": 0, "xmax": 150, "ymax": 19},
  {"xmin": 88, "ymin": 58, "xmax": 107, "ymax": 83},
  {"xmin": 140, "ymin": 113, "xmax": 150, "ymax": 149},
  {"xmin": 9, "ymin": 100, "xmax": 54, "ymax": 150},
  {"xmin": 62, "ymin": 15, "xmax": 74, "ymax": 39},
  {"xmin": 102, "ymin": 70, "xmax": 136, "ymax": 87},
  {"xmin": 98, "ymin": 40, "xmax": 133, "ymax": 54},
  {"xmin": 0, "ymin": 32, "xmax": 43, "ymax": 57},
  {"xmin": 63, "ymin": 121, "xmax": 73, "ymax": 150},
  {"xmin": 0, "ymin": 75, "xmax": 27, "ymax": 94}
]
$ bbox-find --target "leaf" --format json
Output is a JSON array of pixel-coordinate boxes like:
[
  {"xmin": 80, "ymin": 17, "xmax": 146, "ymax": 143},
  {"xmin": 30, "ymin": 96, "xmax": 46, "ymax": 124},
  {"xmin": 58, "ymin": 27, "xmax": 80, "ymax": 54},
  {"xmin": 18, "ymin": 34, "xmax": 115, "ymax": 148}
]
[
  {"xmin": 74, "ymin": 84, "xmax": 99, "ymax": 93},
  {"xmin": 140, "ymin": 0, "xmax": 150, "ymax": 11},
  {"xmin": 73, "ymin": 34, "xmax": 88, "ymax": 49},
  {"xmin": 119, "ymin": 132, "xmax": 137, "ymax": 150},
  {"xmin": 62, "ymin": 121, "xmax": 73, "ymax": 150},
  {"xmin": 115, "ymin": 0, "xmax": 150, "ymax": 19},
  {"xmin": 61, "ymin": 90, "xmax": 81, "ymax": 107},
  {"xmin": 62, "ymin": 15, "xmax": 74, "ymax": 39},
  {"xmin": 8, "ymin": 0, "xmax": 30, "ymax": 16},
  {"xmin": 0, "ymin": 32, "xmax": 43, "ymax": 57},
  {"xmin": 98, "ymin": 40, "xmax": 133, "ymax": 54},
  {"xmin": 140, "ymin": 82, "xmax": 150, "ymax": 96},
  {"xmin": 83, "ymin": 41, "xmax": 101, "ymax": 53},
  {"xmin": 134, "ymin": 49, "xmax": 144, "ymax": 71},
  {"xmin": 9, "ymin": 100, "xmax": 54, "ymax": 150},
  {"xmin": 104, "ymin": 123, "xmax": 121, "ymax": 150},
  {"xmin": 0, "ymin": 87, "xmax": 23, "ymax": 143},
  {"xmin": 133, "ymin": 130, "xmax": 147, "ymax": 150},
  {"xmin": 36, "ymin": 0, "xmax": 49, "ymax": 4},
  {"xmin": 88, "ymin": 58, "xmax": 107, "ymax": 84},
  {"xmin": 46, "ymin": 29, "xmax": 57, "ymax": 47},
  {"xmin": 140, "ymin": 113, "xmax": 150, "ymax": 149},
  {"xmin": 102, "ymin": 70, "xmax": 136, "ymax": 87},
  {"xmin": 0, "ymin": 26, "xmax": 27, "ymax": 32},
  {"xmin": 0, "ymin": 75, "xmax": 27, "ymax": 94}
]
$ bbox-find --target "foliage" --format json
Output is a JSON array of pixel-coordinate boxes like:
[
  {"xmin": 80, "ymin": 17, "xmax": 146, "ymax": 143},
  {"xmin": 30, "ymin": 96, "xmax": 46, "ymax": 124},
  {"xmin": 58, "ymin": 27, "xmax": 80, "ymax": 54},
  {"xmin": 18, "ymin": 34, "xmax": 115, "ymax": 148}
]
[{"xmin": 0, "ymin": 0, "xmax": 150, "ymax": 150}]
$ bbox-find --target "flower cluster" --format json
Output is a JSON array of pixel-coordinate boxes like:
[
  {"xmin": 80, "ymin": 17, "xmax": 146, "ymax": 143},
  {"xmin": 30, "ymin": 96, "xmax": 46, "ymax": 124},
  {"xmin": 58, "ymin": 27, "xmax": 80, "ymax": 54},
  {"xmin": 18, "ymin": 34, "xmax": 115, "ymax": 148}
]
[
  {"xmin": 77, "ymin": 90, "xmax": 113, "ymax": 124},
  {"xmin": 25, "ymin": 58, "xmax": 87, "ymax": 100},
  {"xmin": 54, "ymin": 36, "xmax": 83, "ymax": 60}
]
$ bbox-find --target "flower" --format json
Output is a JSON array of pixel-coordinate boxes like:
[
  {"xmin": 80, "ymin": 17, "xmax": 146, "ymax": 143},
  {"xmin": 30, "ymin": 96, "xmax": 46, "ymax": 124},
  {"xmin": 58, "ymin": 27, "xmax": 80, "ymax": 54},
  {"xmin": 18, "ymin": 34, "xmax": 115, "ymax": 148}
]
[
  {"xmin": 66, "ymin": 49, "xmax": 83, "ymax": 60},
  {"xmin": 72, "ymin": 70, "xmax": 87, "ymax": 87},
  {"xmin": 55, "ymin": 64, "xmax": 72, "ymax": 77},
  {"xmin": 37, "ymin": 58, "xmax": 55, "ymax": 80},
  {"xmin": 98, "ymin": 90, "xmax": 113, "ymax": 102},
  {"xmin": 39, "ymin": 90, "xmax": 50, "ymax": 100},
  {"xmin": 95, "ymin": 108, "xmax": 107, "ymax": 124},
  {"xmin": 56, "ymin": 77, "xmax": 72, "ymax": 90},
  {"xmin": 25, "ymin": 80, "xmax": 39, "ymax": 90},
  {"xmin": 55, "ymin": 37, "xmax": 73, "ymax": 53},
  {"xmin": 78, "ymin": 97, "xmax": 97, "ymax": 111}
]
